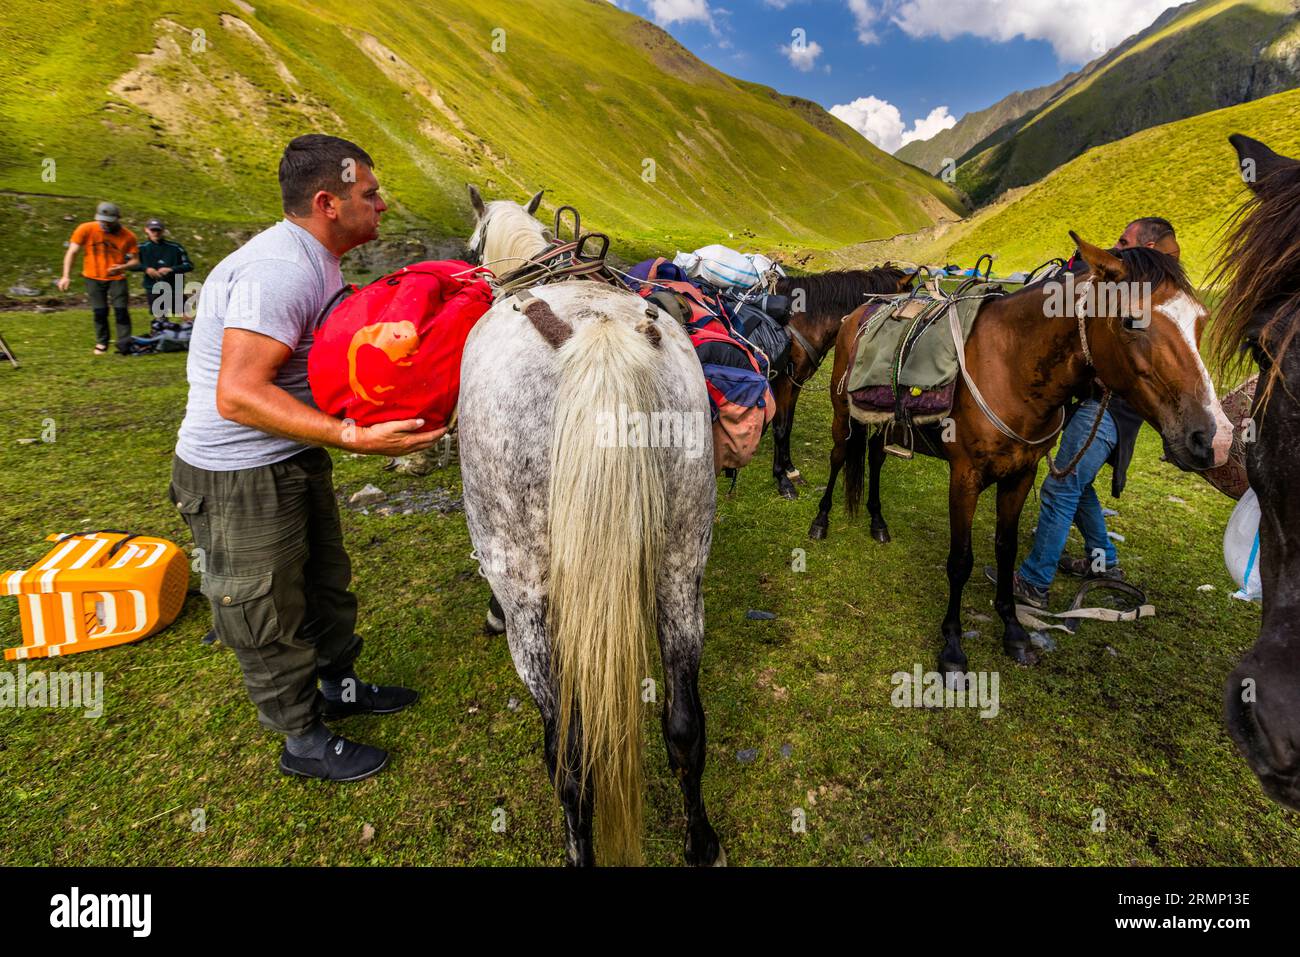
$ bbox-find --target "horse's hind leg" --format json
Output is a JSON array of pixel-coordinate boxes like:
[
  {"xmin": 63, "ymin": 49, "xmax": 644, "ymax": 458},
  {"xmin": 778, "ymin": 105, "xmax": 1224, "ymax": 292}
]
[
  {"xmin": 771, "ymin": 374, "xmax": 801, "ymax": 500},
  {"xmin": 658, "ymin": 598, "xmax": 723, "ymax": 866},
  {"xmin": 994, "ymin": 469, "xmax": 1039, "ymax": 666},
  {"xmin": 809, "ymin": 398, "xmax": 851, "ymax": 540},
  {"xmin": 505, "ymin": 602, "xmax": 595, "ymax": 865},
  {"xmin": 543, "ymin": 704, "xmax": 595, "ymax": 866},
  {"xmin": 940, "ymin": 469, "xmax": 980, "ymax": 677},
  {"xmin": 867, "ymin": 430, "xmax": 891, "ymax": 543}
]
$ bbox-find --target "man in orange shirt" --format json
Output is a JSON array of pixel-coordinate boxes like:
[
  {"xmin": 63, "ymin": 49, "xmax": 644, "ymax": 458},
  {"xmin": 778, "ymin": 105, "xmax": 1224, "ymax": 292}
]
[{"xmin": 57, "ymin": 202, "xmax": 140, "ymax": 355}]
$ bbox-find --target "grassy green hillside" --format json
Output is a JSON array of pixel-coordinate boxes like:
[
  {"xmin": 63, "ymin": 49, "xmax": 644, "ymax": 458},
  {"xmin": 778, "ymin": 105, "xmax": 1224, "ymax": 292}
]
[
  {"xmin": 939, "ymin": 88, "xmax": 1300, "ymax": 281},
  {"xmin": 954, "ymin": 0, "xmax": 1300, "ymax": 204},
  {"xmin": 0, "ymin": 0, "xmax": 961, "ymax": 296}
]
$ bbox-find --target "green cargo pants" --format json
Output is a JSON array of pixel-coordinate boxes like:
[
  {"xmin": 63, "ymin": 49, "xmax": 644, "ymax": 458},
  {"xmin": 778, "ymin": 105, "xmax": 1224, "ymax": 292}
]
[{"xmin": 169, "ymin": 447, "xmax": 362, "ymax": 736}]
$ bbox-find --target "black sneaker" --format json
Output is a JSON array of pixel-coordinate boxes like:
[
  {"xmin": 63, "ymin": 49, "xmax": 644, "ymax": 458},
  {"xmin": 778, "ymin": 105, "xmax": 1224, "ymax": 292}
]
[
  {"xmin": 983, "ymin": 566, "xmax": 1050, "ymax": 610},
  {"xmin": 279, "ymin": 735, "xmax": 389, "ymax": 782},
  {"xmin": 1057, "ymin": 555, "xmax": 1125, "ymax": 581},
  {"xmin": 320, "ymin": 681, "xmax": 419, "ymax": 720}
]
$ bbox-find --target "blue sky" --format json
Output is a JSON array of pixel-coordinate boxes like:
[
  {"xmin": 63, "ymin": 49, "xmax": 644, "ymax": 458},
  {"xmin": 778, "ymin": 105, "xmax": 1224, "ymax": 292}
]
[{"xmin": 608, "ymin": 0, "xmax": 1189, "ymax": 152}]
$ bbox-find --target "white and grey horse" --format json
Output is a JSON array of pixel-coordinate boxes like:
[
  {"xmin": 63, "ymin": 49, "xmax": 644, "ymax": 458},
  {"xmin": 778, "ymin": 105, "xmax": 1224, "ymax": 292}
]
[{"xmin": 458, "ymin": 185, "xmax": 724, "ymax": 865}]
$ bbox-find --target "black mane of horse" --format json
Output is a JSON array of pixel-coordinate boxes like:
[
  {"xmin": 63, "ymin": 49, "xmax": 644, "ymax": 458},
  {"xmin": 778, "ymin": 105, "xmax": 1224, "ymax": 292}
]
[
  {"xmin": 1210, "ymin": 148, "xmax": 1300, "ymax": 380},
  {"xmin": 775, "ymin": 266, "xmax": 909, "ymax": 317}
]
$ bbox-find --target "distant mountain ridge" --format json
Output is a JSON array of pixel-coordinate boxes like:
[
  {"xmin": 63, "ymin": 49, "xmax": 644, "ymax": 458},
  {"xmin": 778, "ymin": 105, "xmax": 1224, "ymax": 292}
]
[
  {"xmin": 897, "ymin": 0, "xmax": 1300, "ymax": 205},
  {"xmin": 894, "ymin": 74, "xmax": 1075, "ymax": 175}
]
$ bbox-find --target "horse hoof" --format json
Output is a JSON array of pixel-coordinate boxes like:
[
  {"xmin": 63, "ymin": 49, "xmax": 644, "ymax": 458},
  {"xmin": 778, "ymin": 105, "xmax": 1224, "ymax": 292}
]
[
  {"xmin": 789, "ymin": 470, "xmax": 808, "ymax": 487},
  {"xmin": 808, "ymin": 521, "xmax": 828, "ymax": 541},
  {"xmin": 938, "ymin": 655, "xmax": 969, "ymax": 678},
  {"xmin": 1005, "ymin": 643, "xmax": 1040, "ymax": 666},
  {"xmin": 484, "ymin": 611, "xmax": 506, "ymax": 636},
  {"xmin": 778, "ymin": 480, "xmax": 799, "ymax": 500},
  {"xmin": 686, "ymin": 829, "xmax": 725, "ymax": 866},
  {"xmin": 871, "ymin": 526, "xmax": 891, "ymax": 544}
]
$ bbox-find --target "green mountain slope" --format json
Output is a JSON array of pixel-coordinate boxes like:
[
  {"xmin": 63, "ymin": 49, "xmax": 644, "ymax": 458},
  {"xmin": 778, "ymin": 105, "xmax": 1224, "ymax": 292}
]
[
  {"xmin": 954, "ymin": 0, "xmax": 1300, "ymax": 204},
  {"xmin": 0, "ymin": 0, "xmax": 961, "ymax": 294},
  {"xmin": 894, "ymin": 74, "xmax": 1074, "ymax": 175},
  {"xmin": 940, "ymin": 87, "xmax": 1300, "ymax": 282}
]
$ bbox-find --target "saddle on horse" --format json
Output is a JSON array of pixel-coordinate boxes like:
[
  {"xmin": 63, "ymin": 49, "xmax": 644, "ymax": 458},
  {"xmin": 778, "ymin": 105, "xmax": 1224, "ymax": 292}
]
[{"xmin": 844, "ymin": 283, "xmax": 1001, "ymax": 428}]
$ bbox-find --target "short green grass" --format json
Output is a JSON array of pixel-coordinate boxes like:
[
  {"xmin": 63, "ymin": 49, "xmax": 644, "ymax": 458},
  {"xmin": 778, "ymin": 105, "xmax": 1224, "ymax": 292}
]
[{"xmin": 0, "ymin": 307, "xmax": 1291, "ymax": 865}]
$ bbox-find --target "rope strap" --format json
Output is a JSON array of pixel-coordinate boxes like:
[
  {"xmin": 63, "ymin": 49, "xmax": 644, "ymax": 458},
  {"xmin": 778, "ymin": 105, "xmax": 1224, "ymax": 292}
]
[
  {"xmin": 1015, "ymin": 579, "xmax": 1154, "ymax": 633},
  {"xmin": 949, "ymin": 302, "xmax": 1065, "ymax": 446}
]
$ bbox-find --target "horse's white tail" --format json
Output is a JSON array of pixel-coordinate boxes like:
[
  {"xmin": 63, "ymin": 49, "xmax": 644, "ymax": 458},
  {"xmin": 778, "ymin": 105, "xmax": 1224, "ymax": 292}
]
[{"xmin": 548, "ymin": 314, "xmax": 666, "ymax": 866}]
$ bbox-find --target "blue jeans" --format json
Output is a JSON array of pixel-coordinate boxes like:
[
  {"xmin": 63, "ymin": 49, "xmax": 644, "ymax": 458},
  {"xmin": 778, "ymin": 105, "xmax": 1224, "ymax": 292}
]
[{"xmin": 1019, "ymin": 399, "xmax": 1120, "ymax": 589}]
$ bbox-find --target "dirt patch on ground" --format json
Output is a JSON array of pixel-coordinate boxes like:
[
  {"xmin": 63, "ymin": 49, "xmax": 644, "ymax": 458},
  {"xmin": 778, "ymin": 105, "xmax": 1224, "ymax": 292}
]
[
  {"xmin": 109, "ymin": 17, "xmax": 343, "ymax": 145},
  {"xmin": 219, "ymin": 14, "xmax": 298, "ymax": 87},
  {"xmin": 349, "ymin": 31, "xmax": 508, "ymax": 173}
]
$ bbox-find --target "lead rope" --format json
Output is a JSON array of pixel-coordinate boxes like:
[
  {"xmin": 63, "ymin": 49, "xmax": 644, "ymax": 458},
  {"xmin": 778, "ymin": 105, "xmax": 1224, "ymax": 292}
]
[
  {"xmin": 949, "ymin": 301, "xmax": 1065, "ymax": 446},
  {"xmin": 1046, "ymin": 308, "xmax": 1112, "ymax": 481}
]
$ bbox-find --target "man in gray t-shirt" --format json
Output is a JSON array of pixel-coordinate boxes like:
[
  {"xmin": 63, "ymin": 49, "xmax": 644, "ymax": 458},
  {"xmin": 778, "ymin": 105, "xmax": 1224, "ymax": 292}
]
[{"xmin": 169, "ymin": 135, "xmax": 440, "ymax": 782}]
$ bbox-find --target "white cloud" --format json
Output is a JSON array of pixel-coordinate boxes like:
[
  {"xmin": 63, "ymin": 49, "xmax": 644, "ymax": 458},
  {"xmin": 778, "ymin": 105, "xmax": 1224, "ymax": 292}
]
[
  {"xmin": 646, "ymin": 0, "xmax": 713, "ymax": 27},
  {"xmin": 781, "ymin": 38, "xmax": 824, "ymax": 72},
  {"xmin": 905, "ymin": 105, "xmax": 957, "ymax": 145},
  {"xmin": 830, "ymin": 96, "xmax": 957, "ymax": 153},
  {"xmin": 847, "ymin": 0, "xmax": 882, "ymax": 45},
  {"xmin": 871, "ymin": 0, "xmax": 1184, "ymax": 63}
]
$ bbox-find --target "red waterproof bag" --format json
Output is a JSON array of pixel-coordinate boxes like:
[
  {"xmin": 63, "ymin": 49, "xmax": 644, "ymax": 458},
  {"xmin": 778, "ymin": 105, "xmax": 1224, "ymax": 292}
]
[{"xmin": 307, "ymin": 261, "xmax": 494, "ymax": 432}]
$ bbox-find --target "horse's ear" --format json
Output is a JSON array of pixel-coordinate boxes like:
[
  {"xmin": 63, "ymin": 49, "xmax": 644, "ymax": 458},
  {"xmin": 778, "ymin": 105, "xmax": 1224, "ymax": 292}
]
[
  {"xmin": 468, "ymin": 184, "xmax": 487, "ymax": 219},
  {"xmin": 525, "ymin": 189, "xmax": 545, "ymax": 215},
  {"xmin": 1070, "ymin": 230, "xmax": 1126, "ymax": 281},
  {"xmin": 1229, "ymin": 133, "xmax": 1297, "ymax": 195}
]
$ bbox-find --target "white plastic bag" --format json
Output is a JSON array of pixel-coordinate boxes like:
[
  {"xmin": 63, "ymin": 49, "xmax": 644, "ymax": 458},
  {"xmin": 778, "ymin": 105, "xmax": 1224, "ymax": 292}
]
[
  {"xmin": 673, "ymin": 245, "xmax": 765, "ymax": 290},
  {"xmin": 1224, "ymin": 487, "xmax": 1262, "ymax": 602}
]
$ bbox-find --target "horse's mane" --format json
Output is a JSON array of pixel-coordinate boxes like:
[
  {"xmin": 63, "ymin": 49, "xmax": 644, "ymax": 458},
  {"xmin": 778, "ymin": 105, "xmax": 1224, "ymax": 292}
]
[
  {"xmin": 1115, "ymin": 246, "xmax": 1195, "ymax": 297},
  {"xmin": 1208, "ymin": 161, "xmax": 1300, "ymax": 393},
  {"xmin": 470, "ymin": 200, "xmax": 548, "ymax": 270},
  {"xmin": 1001, "ymin": 246, "xmax": 1193, "ymax": 305},
  {"xmin": 775, "ymin": 265, "xmax": 908, "ymax": 317}
]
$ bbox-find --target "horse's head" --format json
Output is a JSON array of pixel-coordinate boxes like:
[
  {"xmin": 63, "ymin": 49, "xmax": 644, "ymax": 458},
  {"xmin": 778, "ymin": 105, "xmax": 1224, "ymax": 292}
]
[
  {"xmin": 1069, "ymin": 230, "xmax": 1232, "ymax": 472},
  {"xmin": 466, "ymin": 184, "xmax": 547, "ymax": 273},
  {"xmin": 1210, "ymin": 134, "xmax": 1300, "ymax": 811}
]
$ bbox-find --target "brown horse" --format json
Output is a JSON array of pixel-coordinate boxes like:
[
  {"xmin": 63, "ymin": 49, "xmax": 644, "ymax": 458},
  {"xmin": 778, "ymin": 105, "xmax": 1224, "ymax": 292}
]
[
  {"xmin": 769, "ymin": 266, "xmax": 913, "ymax": 499},
  {"xmin": 1209, "ymin": 134, "xmax": 1300, "ymax": 812},
  {"xmin": 811, "ymin": 233, "xmax": 1231, "ymax": 676}
]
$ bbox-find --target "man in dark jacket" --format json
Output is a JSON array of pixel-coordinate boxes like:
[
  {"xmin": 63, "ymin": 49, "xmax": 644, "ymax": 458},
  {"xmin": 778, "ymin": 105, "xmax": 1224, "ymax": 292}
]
[
  {"xmin": 995, "ymin": 217, "xmax": 1180, "ymax": 608},
  {"xmin": 129, "ymin": 218, "xmax": 194, "ymax": 319}
]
